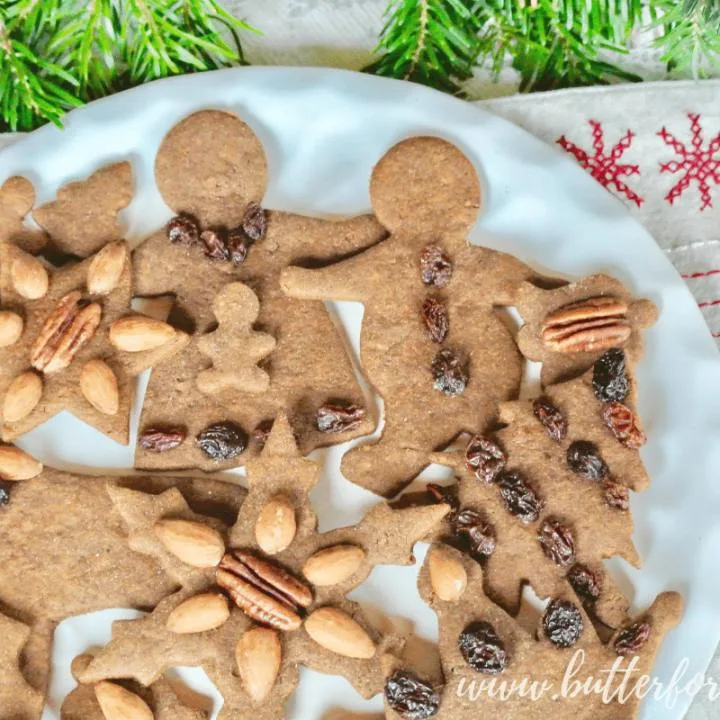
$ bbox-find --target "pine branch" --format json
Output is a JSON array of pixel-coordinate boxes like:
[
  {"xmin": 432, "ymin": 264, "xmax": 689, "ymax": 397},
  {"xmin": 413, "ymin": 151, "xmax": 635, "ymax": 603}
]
[
  {"xmin": 365, "ymin": 0, "xmax": 484, "ymax": 94},
  {"xmin": 651, "ymin": 0, "xmax": 720, "ymax": 78}
]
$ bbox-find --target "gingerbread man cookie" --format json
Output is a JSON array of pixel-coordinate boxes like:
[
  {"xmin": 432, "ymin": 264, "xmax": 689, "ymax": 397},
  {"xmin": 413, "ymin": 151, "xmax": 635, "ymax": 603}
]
[
  {"xmin": 281, "ymin": 136, "xmax": 546, "ymax": 497},
  {"xmin": 132, "ymin": 109, "xmax": 386, "ymax": 472}
]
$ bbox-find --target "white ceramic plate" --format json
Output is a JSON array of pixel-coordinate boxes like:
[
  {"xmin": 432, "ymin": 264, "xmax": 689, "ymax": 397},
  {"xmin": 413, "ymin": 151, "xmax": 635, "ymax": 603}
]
[{"xmin": 1, "ymin": 68, "xmax": 719, "ymax": 720}]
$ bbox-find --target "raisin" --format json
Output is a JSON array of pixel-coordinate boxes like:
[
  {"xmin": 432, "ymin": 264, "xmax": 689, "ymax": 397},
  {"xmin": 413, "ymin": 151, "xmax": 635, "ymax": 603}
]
[
  {"xmin": 592, "ymin": 348, "xmax": 629, "ymax": 403},
  {"xmin": 465, "ymin": 435, "xmax": 506, "ymax": 484},
  {"xmin": 532, "ymin": 398, "xmax": 567, "ymax": 442},
  {"xmin": 566, "ymin": 441, "xmax": 608, "ymax": 480},
  {"xmin": 426, "ymin": 483, "xmax": 460, "ymax": 516},
  {"xmin": 252, "ymin": 419, "xmax": 274, "ymax": 448},
  {"xmin": 166, "ymin": 215, "xmax": 199, "ymax": 246},
  {"xmin": 226, "ymin": 229, "xmax": 250, "ymax": 266},
  {"xmin": 241, "ymin": 202, "xmax": 267, "ymax": 242},
  {"xmin": 603, "ymin": 478, "xmax": 630, "ymax": 511},
  {"xmin": 543, "ymin": 599, "xmax": 584, "ymax": 648},
  {"xmin": 538, "ymin": 519, "xmax": 575, "ymax": 567},
  {"xmin": 458, "ymin": 621, "xmax": 508, "ymax": 675},
  {"xmin": 196, "ymin": 421, "xmax": 247, "ymax": 460},
  {"xmin": 421, "ymin": 296, "xmax": 449, "ymax": 343},
  {"xmin": 384, "ymin": 670, "xmax": 440, "ymax": 719},
  {"xmin": 602, "ymin": 402, "xmax": 646, "ymax": 449},
  {"xmin": 316, "ymin": 403, "xmax": 365, "ymax": 433},
  {"xmin": 201, "ymin": 229, "xmax": 230, "ymax": 261},
  {"xmin": 420, "ymin": 245, "xmax": 453, "ymax": 287},
  {"xmin": 496, "ymin": 470, "xmax": 544, "ymax": 523},
  {"xmin": 139, "ymin": 426, "xmax": 186, "ymax": 452},
  {"xmin": 614, "ymin": 621, "xmax": 650, "ymax": 656},
  {"xmin": 431, "ymin": 348, "xmax": 467, "ymax": 396},
  {"xmin": 453, "ymin": 508, "xmax": 496, "ymax": 557},
  {"xmin": 0, "ymin": 480, "xmax": 10, "ymax": 506},
  {"xmin": 568, "ymin": 564, "xmax": 603, "ymax": 602}
]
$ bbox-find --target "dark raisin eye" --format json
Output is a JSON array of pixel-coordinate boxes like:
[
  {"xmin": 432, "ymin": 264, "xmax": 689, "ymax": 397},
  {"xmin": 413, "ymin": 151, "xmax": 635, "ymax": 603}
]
[
  {"xmin": 496, "ymin": 470, "xmax": 544, "ymax": 523},
  {"xmin": 592, "ymin": 348, "xmax": 629, "ymax": 403},
  {"xmin": 458, "ymin": 620, "xmax": 508, "ymax": 674},
  {"xmin": 543, "ymin": 599, "xmax": 584, "ymax": 648},
  {"xmin": 537, "ymin": 519, "xmax": 575, "ymax": 567},
  {"xmin": 465, "ymin": 436, "xmax": 506, "ymax": 484},
  {"xmin": 431, "ymin": 348, "xmax": 468, "ymax": 396},
  {"xmin": 384, "ymin": 669, "xmax": 440, "ymax": 719},
  {"xmin": 420, "ymin": 245, "xmax": 453, "ymax": 287},
  {"xmin": 315, "ymin": 403, "xmax": 365, "ymax": 433},
  {"xmin": 566, "ymin": 440, "xmax": 608, "ymax": 480},
  {"xmin": 532, "ymin": 398, "xmax": 567, "ymax": 441},
  {"xmin": 196, "ymin": 421, "xmax": 247, "ymax": 460},
  {"xmin": 614, "ymin": 621, "xmax": 651, "ymax": 656}
]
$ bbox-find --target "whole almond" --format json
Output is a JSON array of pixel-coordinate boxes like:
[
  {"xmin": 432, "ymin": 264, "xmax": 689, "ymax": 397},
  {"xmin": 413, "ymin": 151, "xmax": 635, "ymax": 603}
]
[
  {"xmin": 95, "ymin": 681, "xmax": 154, "ymax": 720},
  {"xmin": 0, "ymin": 445, "xmax": 43, "ymax": 480},
  {"xmin": 304, "ymin": 607, "xmax": 376, "ymax": 659},
  {"xmin": 255, "ymin": 494, "xmax": 296, "ymax": 555},
  {"xmin": 87, "ymin": 240, "xmax": 127, "ymax": 295},
  {"xmin": 428, "ymin": 546, "xmax": 467, "ymax": 602},
  {"xmin": 236, "ymin": 627, "xmax": 282, "ymax": 703},
  {"xmin": 166, "ymin": 592, "xmax": 230, "ymax": 634},
  {"xmin": 80, "ymin": 359, "xmax": 119, "ymax": 415},
  {"xmin": 303, "ymin": 545, "xmax": 365, "ymax": 586},
  {"xmin": 153, "ymin": 518, "xmax": 225, "ymax": 568},
  {"xmin": 11, "ymin": 255, "xmax": 49, "ymax": 299},
  {"xmin": 0, "ymin": 311, "xmax": 23, "ymax": 347},
  {"xmin": 109, "ymin": 316, "xmax": 176, "ymax": 352},
  {"xmin": 3, "ymin": 371, "xmax": 42, "ymax": 423}
]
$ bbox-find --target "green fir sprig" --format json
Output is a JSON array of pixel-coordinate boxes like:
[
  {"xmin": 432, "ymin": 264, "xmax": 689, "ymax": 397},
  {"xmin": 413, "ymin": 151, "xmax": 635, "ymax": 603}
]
[{"xmin": 0, "ymin": 0, "xmax": 258, "ymax": 132}]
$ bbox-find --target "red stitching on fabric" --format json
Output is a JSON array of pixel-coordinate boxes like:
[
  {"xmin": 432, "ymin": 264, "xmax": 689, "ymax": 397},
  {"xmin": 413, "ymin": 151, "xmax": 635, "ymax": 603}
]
[
  {"xmin": 657, "ymin": 113, "xmax": 720, "ymax": 211},
  {"xmin": 682, "ymin": 269, "xmax": 720, "ymax": 279},
  {"xmin": 557, "ymin": 120, "xmax": 644, "ymax": 207}
]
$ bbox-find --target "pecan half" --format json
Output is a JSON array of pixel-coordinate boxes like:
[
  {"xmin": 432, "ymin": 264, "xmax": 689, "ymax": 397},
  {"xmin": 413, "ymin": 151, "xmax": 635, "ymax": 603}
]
[
  {"xmin": 216, "ymin": 550, "xmax": 312, "ymax": 631},
  {"xmin": 30, "ymin": 291, "xmax": 102, "ymax": 373},
  {"xmin": 541, "ymin": 296, "xmax": 630, "ymax": 353}
]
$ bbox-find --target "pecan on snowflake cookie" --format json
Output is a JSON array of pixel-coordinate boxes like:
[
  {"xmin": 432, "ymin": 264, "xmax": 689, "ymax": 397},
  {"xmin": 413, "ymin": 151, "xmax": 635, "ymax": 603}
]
[
  {"xmin": 133, "ymin": 109, "xmax": 382, "ymax": 472},
  {"xmin": 78, "ymin": 414, "xmax": 450, "ymax": 718},
  {"xmin": 514, "ymin": 273, "xmax": 657, "ymax": 387},
  {"xmin": 380, "ymin": 545, "xmax": 682, "ymax": 719},
  {"xmin": 0, "ymin": 239, "xmax": 189, "ymax": 444},
  {"xmin": 281, "ymin": 135, "xmax": 554, "ymax": 497}
]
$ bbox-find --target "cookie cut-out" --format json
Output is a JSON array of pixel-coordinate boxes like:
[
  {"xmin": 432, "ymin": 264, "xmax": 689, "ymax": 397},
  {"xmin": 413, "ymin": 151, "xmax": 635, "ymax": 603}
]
[
  {"xmin": 81, "ymin": 414, "xmax": 449, "ymax": 719},
  {"xmin": 133, "ymin": 109, "xmax": 384, "ymax": 472},
  {"xmin": 0, "ymin": 240, "xmax": 189, "ymax": 444},
  {"xmin": 0, "ymin": 176, "xmax": 46, "ymax": 255},
  {"xmin": 514, "ymin": 274, "xmax": 657, "ymax": 387},
  {"xmin": 382, "ymin": 545, "xmax": 682, "ymax": 719},
  {"xmin": 61, "ymin": 653, "xmax": 207, "ymax": 720},
  {"xmin": 196, "ymin": 282, "xmax": 276, "ymax": 397},
  {"xmin": 281, "ymin": 136, "xmax": 547, "ymax": 497},
  {"xmin": 33, "ymin": 163, "xmax": 133, "ymax": 257},
  {"xmin": 0, "ymin": 612, "xmax": 45, "ymax": 719}
]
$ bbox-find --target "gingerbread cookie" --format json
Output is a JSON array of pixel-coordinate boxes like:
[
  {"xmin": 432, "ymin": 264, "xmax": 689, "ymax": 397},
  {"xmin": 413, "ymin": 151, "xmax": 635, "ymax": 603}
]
[
  {"xmin": 33, "ymin": 163, "xmax": 133, "ymax": 257},
  {"xmin": 381, "ymin": 544, "xmax": 682, "ymax": 719},
  {"xmin": 0, "ymin": 240, "xmax": 189, "ymax": 443},
  {"xmin": 514, "ymin": 273, "xmax": 657, "ymax": 386},
  {"xmin": 0, "ymin": 612, "xmax": 44, "ymax": 720},
  {"xmin": 132, "ymin": 109, "xmax": 386, "ymax": 471},
  {"xmin": 61, "ymin": 654, "xmax": 206, "ymax": 720},
  {"xmin": 0, "ymin": 176, "xmax": 46, "ymax": 255},
  {"xmin": 281, "ymin": 136, "xmax": 548, "ymax": 497},
  {"xmin": 80, "ymin": 414, "xmax": 450, "ymax": 718}
]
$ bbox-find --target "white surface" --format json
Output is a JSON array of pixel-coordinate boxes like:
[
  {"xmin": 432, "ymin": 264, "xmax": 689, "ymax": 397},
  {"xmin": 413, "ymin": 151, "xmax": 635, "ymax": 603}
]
[{"xmin": 1, "ymin": 67, "xmax": 719, "ymax": 719}]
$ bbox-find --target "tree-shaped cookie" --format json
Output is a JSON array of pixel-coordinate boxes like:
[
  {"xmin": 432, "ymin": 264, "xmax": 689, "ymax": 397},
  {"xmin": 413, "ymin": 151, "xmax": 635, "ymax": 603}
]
[
  {"xmin": 418, "ymin": 358, "xmax": 649, "ymax": 631},
  {"xmin": 33, "ymin": 162, "xmax": 133, "ymax": 257},
  {"xmin": 79, "ymin": 414, "xmax": 450, "ymax": 718},
  {"xmin": 0, "ymin": 176, "xmax": 46, "ymax": 255},
  {"xmin": 381, "ymin": 545, "xmax": 682, "ymax": 719},
  {"xmin": 196, "ymin": 282, "xmax": 276, "ymax": 396},
  {"xmin": 514, "ymin": 273, "xmax": 657, "ymax": 386},
  {"xmin": 281, "ymin": 136, "xmax": 546, "ymax": 497},
  {"xmin": 0, "ymin": 612, "xmax": 44, "ymax": 720},
  {"xmin": 132, "ymin": 109, "xmax": 386, "ymax": 472},
  {"xmin": 0, "ymin": 240, "xmax": 189, "ymax": 443}
]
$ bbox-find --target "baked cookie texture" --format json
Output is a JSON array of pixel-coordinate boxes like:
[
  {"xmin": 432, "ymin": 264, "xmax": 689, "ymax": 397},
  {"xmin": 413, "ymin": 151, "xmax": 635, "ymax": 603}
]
[
  {"xmin": 381, "ymin": 545, "xmax": 683, "ymax": 719},
  {"xmin": 0, "ymin": 239, "xmax": 189, "ymax": 444},
  {"xmin": 281, "ymin": 136, "xmax": 547, "ymax": 498},
  {"xmin": 0, "ymin": 176, "xmax": 46, "ymax": 255},
  {"xmin": 132, "ymin": 109, "xmax": 384, "ymax": 472},
  {"xmin": 79, "ymin": 415, "xmax": 449, "ymax": 718}
]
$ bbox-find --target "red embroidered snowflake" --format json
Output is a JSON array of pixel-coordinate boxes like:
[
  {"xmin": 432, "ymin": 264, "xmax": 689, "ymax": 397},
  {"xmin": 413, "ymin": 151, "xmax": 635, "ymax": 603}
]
[
  {"xmin": 658, "ymin": 113, "xmax": 720, "ymax": 211},
  {"xmin": 557, "ymin": 120, "xmax": 644, "ymax": 207}
]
